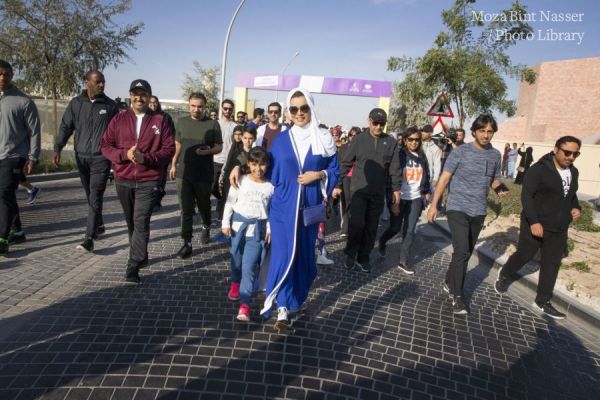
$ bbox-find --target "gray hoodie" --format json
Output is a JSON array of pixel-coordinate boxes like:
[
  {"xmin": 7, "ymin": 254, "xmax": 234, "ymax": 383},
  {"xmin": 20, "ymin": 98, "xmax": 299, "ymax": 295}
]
[{"xmin": 0, "ymin": 85, "xmax": 41, "ymax": 161}]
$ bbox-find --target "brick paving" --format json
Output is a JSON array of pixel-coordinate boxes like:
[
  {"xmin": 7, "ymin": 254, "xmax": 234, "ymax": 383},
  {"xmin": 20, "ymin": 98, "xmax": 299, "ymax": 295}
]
[{"xmin": 0, "ymin": 177, "xmax": 599, "ymax": 400}]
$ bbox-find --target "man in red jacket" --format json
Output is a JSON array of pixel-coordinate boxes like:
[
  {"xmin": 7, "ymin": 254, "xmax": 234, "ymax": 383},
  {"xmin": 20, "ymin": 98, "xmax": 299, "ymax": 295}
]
[{"xmin": 101, "ymin": 79, "xmax": 175, "ymax": 284}]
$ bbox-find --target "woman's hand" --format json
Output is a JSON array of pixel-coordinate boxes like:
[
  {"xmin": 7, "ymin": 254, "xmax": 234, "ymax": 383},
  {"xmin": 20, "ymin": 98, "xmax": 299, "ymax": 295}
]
[
  {"xmin": 297, "ymin": 171, "xmax": 322, "ymax": 185},
  {"xmin": 229, "ymin": 166, "xmax": 241, "ymax": 188}
]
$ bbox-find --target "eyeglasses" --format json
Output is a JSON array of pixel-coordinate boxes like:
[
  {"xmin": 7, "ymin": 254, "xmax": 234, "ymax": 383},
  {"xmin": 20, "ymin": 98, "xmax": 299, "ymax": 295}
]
[
  {"xmin": 288, "ymin": 104, "xmax": 310, "ymax": 114},
  {"xmin": 372, "ymin": 120, "xmax": 386, "ymax": 127},
  {"xmin": 268, "ymin": 110, "xmax": 280, "ymax": 115},
  {"xmin": 558, "ymin": 148, "xmax": 580, "ymax": 158},
  {"xmin": 406, "ymin": 137, "xmax": 421, "ymax": 143}
]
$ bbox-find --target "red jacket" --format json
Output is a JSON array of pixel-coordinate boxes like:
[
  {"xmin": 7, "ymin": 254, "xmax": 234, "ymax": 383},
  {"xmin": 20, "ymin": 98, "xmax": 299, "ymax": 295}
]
[{"xmin": 101, "ymin": 110, "xmax": 175, "ymax": 182}]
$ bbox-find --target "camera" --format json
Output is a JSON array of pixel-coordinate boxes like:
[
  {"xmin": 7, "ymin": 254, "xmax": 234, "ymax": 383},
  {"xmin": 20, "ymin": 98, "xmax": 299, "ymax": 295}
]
[
  {"xmin": 446, "ymin": 128, "xmax": 458, "ymax": 142},
  {"xmin": 431, "ymin": 128, "xmax": 457, "ymax": 146}
]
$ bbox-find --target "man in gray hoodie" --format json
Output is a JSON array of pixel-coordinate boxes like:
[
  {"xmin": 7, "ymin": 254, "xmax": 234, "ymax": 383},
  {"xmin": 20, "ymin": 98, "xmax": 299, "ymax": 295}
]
[{"xmin": 0, "ymin": 59, "xmax": 41, "ymax": 256}]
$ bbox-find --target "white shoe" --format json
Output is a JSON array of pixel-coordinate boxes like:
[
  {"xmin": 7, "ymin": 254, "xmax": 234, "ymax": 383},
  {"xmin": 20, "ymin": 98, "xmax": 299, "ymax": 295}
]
[
  {"xmin": 317, "ymin": 253, "xmax": 334, "ymax": 265},
  {"xmin": 277, "ymin": 306, "xmax": 288, "ymax": 322}
]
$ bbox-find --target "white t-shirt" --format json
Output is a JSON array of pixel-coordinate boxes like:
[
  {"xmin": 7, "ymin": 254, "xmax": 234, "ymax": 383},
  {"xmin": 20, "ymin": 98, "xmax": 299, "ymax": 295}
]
[
  {"xmin": 214, "ymin": 119, "xmax": 236, "ymax": 164},
  {"xmin": 135, "ymin": 114, "xmax": 144, "ymax": 139},
  {"xmin": 558, "ymin": 167, "xmax": 572, "ymax": 196},
  {"xmin": 400, "ymin": 152, "xmax": 424, "ymax": 200},
  {"xmin": 222, "ymin": 175, "xmax": 274, "ymax": 236}
]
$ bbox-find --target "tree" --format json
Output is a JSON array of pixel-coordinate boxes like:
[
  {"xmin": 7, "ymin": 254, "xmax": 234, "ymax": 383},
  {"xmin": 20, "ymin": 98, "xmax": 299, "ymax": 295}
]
[
  {"xmin": 0, "ymin": 0, "xmax": 143, "ymax": 135},
  {"xmin": 388, "ymin": 73, "xmax": 435, "ymax": 130},
  {"xmin": 181, "ymin": 61, "xmax": 220, "ymax": 113},
  {"xmin": 387, "ymin": 0, "xmax": 536, "ymax": 128}
]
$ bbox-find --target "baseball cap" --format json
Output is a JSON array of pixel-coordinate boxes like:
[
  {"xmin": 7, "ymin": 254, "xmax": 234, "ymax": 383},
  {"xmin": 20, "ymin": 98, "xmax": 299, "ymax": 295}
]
[
  {"xmin": 369, "ymin": 108, "xmax": 387, "ymax": 123},
  {"xmin": 421, "ymin": 124, "xmax": 433, "ymax": 133},
  {"xmin": 129, "ymin": 79, "xmax": 152, "ymax": 95}
]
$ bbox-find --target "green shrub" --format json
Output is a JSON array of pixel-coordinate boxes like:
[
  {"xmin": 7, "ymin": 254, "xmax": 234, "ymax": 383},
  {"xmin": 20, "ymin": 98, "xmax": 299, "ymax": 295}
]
[
  {"xmin": 571, "ymin": 261, "xmax": 591, "ymax": 273},
  {"xmin": 572, "ymin": 202, "xmax": 600, "ymax": 232},
  {"xmin": 31, "ymin": 157, "xmax": 77, "ymax": 174},
  {"xmin": 566, "ymin": 237, "xmax": 575, "ymax": 252}
]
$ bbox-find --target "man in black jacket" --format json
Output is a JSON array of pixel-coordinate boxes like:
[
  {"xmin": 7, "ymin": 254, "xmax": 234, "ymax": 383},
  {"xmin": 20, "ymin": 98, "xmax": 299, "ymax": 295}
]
[
  {"xmin": 54, "ymin": 70, "xmax": 118, "ymax": 252},
  {"xmin": 495, "ymin": 135, "xmax": 582, "ymax": 320},
  {"xmin": 333, "ymin": 108, "xmax": 402, "ymax": 273}
]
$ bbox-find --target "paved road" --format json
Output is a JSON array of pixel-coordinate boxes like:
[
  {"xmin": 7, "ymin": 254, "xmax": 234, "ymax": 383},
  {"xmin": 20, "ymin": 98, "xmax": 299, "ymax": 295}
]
[{"xmin": 0, "ymin": 178, "xmax": 599, "ymax": 400}]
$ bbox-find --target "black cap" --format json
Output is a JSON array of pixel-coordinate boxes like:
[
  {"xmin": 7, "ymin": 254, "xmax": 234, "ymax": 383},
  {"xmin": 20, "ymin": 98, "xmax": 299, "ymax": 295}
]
[
  {"xmin": 129, "ymin": 79, "xmax": 152, "ymax": 95},
  {"xmin": 369, "ymin": 108, "xmax": 387, "ymax": 123},
  {"xmin": 421, "ymin": 124, "xmax": 433, "ymax": 133}
]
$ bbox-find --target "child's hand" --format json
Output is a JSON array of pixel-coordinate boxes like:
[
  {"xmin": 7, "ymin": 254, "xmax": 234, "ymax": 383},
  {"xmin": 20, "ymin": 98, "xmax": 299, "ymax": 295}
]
[{"xmin": 222, "ymin": 227, "xmax": 232, "ymax": 237}]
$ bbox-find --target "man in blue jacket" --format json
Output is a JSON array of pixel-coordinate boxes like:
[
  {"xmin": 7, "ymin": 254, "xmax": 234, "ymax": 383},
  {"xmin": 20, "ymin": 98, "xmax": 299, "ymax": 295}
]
[{"xmin": 495, "ymin": 136, "xmax": 582, "ymax": 320}]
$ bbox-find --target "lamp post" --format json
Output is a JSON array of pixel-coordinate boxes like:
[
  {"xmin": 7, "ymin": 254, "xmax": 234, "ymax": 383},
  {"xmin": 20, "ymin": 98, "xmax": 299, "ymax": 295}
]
[
  {"xmin": 275, "ymin": 50, "xmax": 300, "ymax": 103},
  {"xmin": 219, "ymin": 0, "xmax": 246, "ymax": 118}
]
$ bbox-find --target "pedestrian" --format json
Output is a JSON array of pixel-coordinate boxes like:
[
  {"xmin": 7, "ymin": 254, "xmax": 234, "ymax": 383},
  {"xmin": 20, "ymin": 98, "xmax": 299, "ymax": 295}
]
[
  {"xmin": 0, "ymin": 59, "xmax": 41, "ymax": 256},
  {"xmin": 149, "ymin": 96, "xmax": 175, "ymax": 212},
  {"xmin": 337, "ymin": 126, "xmax": 360, "ymax": 237},
  {"xmin": 378, "ymin": 129, "xmax": 431, "ymax": 274},
  {"xmin": 514, "ymin": 145, "xmax": 534, "ymax": 184},
  {"xmin": 236, "ymin": 111, "xmax": 247, "ymax": 126},
  {"xmin": 502, "ymin": 143, "xmax": 510, "ymax": 177},
  {"xmin": 255, "ymin": 102, "xmax": 283, "ymax": 151},
  {"xmin": 213, "ymin": 99, "xmax": 237, "ymax": 222},
  {"xmin": 495, "ymin": 136, "xmax": 582, "ymax": 319},
  {"xmin": 222, "ymin": 146, "xmax": 274, "ymax": 322},
  {"xmin": 246, "ymin": 108, "xmax": 264, "ymax": 129},
  {"xmin": 209, "ymin": 110, "xmax": 218, "ymax": 120},
  {"xmin": 54, "ymin": 69, "xmax": 118, "ymax": 252},
  {"xmin": 169, "ymin": 92, "xmax": 223, "ymax": 258},
  {"xmin": 427, "ymin": 113, "xmax": 508, "ymax": 315},
  {"xmin": 507, "ymin": 142, "xmax": 518, "ymax": 179},
  {"xmin": 421, "ymin": 124, "xmax": 443, "ymax": 212},
  {"xmin": 333, "ymin": 108, "xmax": 402, "ymax": 273},
  {"xmin": 231, "ymin": 88, "xmax": 339, "ymax": 329},
  {"xmin": 100, "ymin": 79, "xmax": 175, "ymax": 284}
]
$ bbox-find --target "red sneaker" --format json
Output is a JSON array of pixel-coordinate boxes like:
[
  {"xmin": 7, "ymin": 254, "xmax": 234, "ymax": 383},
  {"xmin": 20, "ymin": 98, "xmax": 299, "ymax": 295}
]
[
  {"xmin": 228, "ymin": 282, "xmax": 240, "ymax": 301},
  {"xmin": 237, "ymin": 304, "xmax": 250, "ymax": 321}
]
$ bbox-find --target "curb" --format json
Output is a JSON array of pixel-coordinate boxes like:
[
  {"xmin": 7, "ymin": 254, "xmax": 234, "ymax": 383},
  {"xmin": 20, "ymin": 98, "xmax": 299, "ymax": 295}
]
[
  {"xmin": 26, "ymin": 171, "xmax": 79, "ymax": 183},
  {"xmin": 431, "ymin": 218, "xmax": 600, "ymax": 331}
]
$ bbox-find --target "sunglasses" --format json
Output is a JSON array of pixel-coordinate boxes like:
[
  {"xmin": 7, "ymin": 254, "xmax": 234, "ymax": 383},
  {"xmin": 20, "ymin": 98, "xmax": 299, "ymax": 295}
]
[
  {"xmin": 289, "ymin": 104, "xmax": 310, "ymax": 115},
  {"xmin": 558, "ymin": 148, "xmax": 580, "ymax": 158},
  {"xmin": 268, "ymin": 110, "xmax": 281, "ymax": 114},
  {"xmin": 406, "ymin": 137, "xmax": 421, "ymax": 143},
  {"xmin": 372, "ymin": 120, "xmax": 386, "ymax": 126}
]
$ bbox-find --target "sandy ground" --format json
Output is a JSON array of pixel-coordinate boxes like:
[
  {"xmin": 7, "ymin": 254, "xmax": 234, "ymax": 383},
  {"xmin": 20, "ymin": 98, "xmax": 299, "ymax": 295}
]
[{"xmin": 477, "ymin": 214, "xmax": 600, "ymax": 313}]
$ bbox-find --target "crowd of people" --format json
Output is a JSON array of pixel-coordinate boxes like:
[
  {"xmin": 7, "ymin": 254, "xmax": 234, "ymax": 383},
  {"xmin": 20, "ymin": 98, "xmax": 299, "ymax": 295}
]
[{"xmin": 0, "ymin": 59, "xmax": 584, "ymax": 326}]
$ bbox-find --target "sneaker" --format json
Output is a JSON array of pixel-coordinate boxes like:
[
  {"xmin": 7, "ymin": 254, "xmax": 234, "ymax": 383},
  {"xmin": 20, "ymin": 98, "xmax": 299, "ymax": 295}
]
[
  {"xmin": 494, "ymin": 268, "xmax": 512, "ymax": 294},
  {"xmin": 397, "ymin": 262, "xmax": 415, "ymax": 275},
  {"xmin": 96, "ymin": 224, "xmax": 106, "ymax": 236},
  {"xmin": 124, "ymin": 265, "xmax": 141, "ymax": 285},
  {"xmin": 274, "ymin": 306, "xmax": 289, "ymax": 330},
  {"xmin": 377, "ymin": 243, "xmax": 386, "ymax": 259},
  {"xmin": 0, "ymin": 239, "xmax": 8, "ymax": 257},
  {"xmin": 533, "ymin": 301, "xmax": 565, "ymax": 320},
  {"xmin": 317, "ymin": 253, "xmax": 334, "ymax": 265},
  {"xmin": 344, "ymin": 254, "xmax": 355, "ymax": 270},
  {"xmin": 200, "ymin": 226, "xmax": 210, "ymax": 244},
  {"xmin": 452, "ymin": 296, "xmax": 468, "ymax": 315},
  {"xmin": 442, "ymin": 282, "xmax": 451, "ymax": 297},
  {"xmin": 8, "ymin": 230, "xmax": 26, "ymax": 244},
  {"xmin": 76, "ymin": 238, "xmax": 94, "ymax": 252},
  {"xmin": 340, "ymin": 233, "xmax": 348, "ymax": 238},
  {"xmin": 355, "ymin": 260, "xmax": 371, "ymax": 273},
  {"xmin": 139, "ymin": 254, "xmax": 149, "ymax": 269},
  {"xmin": 237, "ymin": 304, "xmax": 250, "ymax": 322},
  {"xmin": 228, "ymin": 282, "xmax": 240, "ymax": 301},
  {"xmin": 26, "ymin": 187, "xmax": 41, "ymax": 204},
  {"xmin": 177, "ymin": 242, "xmax": 193, "ymax": 259}
]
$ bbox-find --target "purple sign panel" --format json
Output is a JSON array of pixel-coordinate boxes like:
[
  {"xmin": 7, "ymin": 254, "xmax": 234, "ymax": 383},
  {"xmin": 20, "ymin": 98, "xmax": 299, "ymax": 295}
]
[{"xmin": 236, "ymin": 72, "xmax": 391, "ymax": 98}]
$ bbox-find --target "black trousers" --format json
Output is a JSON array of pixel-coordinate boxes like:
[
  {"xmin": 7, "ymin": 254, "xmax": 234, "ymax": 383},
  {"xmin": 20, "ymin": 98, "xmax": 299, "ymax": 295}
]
[
  {"xmin": 76, "ymin": 154, "xmax": 111, "ymax": 239},
  {"xmin": 340, "ymin": 177, "xmax": 352, "ymax": 235},
  {"xmin": 502, "ymin": 220, "xmax": 567, "ymax": 304},
  {"xmin": 177, "ymin": 178, "xmax": 212, "ymax": 241},
  {"xmin": 212, "ymin": 162, "xmax": 226, "ymax": 220},
  {"xmin": 115, "ymin": 180, "xmax": 159, "ymax": 268},
  {"xmin": 446, "ymin": 211, "xmax": 485, "ymax": 296},
  {"xmin": 344, "ymin": 192, "xmax": 384, "ymax": 263},
  {"xmin": 0, "ymin": 157, "xmax": 26, "ymax": 240}
]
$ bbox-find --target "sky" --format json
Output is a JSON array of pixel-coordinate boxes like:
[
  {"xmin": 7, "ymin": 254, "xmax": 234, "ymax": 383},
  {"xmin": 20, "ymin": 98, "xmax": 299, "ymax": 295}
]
[{"xmin": 103, "ymin": 0, "xmax": 600, "ymax": 128}]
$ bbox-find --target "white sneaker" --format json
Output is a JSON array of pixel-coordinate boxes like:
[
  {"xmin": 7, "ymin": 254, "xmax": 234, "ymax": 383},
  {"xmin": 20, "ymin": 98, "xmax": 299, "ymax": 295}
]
[
  {"xmin": 317, "ymin": 253, "xmax": 334, "ymax": 265},
  {"xmin": 277, "ymin": 306, "xmax": 288, "ymax": 322}
]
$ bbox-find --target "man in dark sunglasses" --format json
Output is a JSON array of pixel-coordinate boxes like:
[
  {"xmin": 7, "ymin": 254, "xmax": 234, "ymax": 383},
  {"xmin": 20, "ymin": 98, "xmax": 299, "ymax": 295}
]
[
  {"xmin": 256, "ymin": 102, "xmax": 282, "ymax": 151},
  {"xmin": 495, "ymin": 135, "xmax": 582, "ymax": 320}
]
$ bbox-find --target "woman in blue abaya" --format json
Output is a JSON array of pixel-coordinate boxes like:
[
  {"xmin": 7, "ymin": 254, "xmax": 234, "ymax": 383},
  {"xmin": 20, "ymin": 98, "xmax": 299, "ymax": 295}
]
[{"xmin": 259, "ymin": 88, "xmax": 339, "ymax": 329}]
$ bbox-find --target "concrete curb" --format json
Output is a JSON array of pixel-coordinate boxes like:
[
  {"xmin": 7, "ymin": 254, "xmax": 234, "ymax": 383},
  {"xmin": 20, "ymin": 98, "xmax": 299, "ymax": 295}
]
[
  {"xmin": 26, "ymin": 171, "xmax": 79, "ymax": 183},
  {"xmin": 431, "ymin": 218, "xmax": 600, "ymax": 331}
]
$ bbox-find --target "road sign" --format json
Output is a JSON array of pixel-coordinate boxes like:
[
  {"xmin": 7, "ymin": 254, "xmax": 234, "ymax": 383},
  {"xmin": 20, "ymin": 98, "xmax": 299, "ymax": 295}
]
[
  {"xmin": 427, "ymin": 92, "xmax": 454, "ymax": 118},
  {"xmin": 432, "ymin": 116, "xmax": 447, "ymax": 134}
]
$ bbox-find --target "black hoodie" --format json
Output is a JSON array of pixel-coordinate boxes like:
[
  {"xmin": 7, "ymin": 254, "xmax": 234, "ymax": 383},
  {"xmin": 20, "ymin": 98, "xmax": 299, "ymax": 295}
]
[{"xmin": 521, "ymin": 152, "xmax": 580, "ymax": 232}]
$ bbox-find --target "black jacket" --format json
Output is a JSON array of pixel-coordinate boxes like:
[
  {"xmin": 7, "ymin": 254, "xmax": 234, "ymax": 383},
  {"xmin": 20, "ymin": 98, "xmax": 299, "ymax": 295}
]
[
  {"xmin": 55, "ymin": 91, "xmax": 118, "ymax": 155},
  {"xmin": 521, "ymin": 152, "xmax": 580, "ymax": 232},
  {"xmin": 338, "ymin": 131, "xmax": 401, "ymax": 196}
]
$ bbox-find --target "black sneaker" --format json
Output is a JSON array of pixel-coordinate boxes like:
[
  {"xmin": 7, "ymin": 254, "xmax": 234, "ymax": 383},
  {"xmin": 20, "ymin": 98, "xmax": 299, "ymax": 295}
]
[
  {"xmin": 442, "ymin": 282, "xmax": 452, "ymax": 297},
  {"xmin": 200, "ymin": 226, "xmax": 210, "ymax": 244},
  {"xmin": 494, "ymin": 269, "xmax": 512, "ymax": 294},
  {"xmin": 76, "ymin": 238, "xmax": 94, "ymax": 252},
  {"xmin": 397, "ymin": 262, "xmax": 415, "ymax": 275},
  {"xmin": 177, "ymin": 242, "xmax": 193, "ymax": 259},
  {"xmin": 355, "ymin": 260, "xmax": 371, "ymax": 273},
  {"xmin": 124, "ymin": 265, "xmax": 141, "ymax": 285},
  {"xmin": 344, "ymin": 254, "xmax": 355, "ymax": 270},
  {"xmin": 0, "ymin": 239, "xmax": 8, "ymax": 257},
  {"xmin": 96, "ymin": 225, "xmax": 106, "ymax": 236},
  {"xmin": 26, "ymin": 187, "xmax": 41, "ymax": 204},
  {"xmin": 533, "ymin": 301, "xmax": 565, "ymax": 320},
  {"xmin": 452, "ymin": 296, "xmax": 468, "ymax": 315},
  {"xmin": 377, "ymin": 243, "xmax": 386, "ymax": 259},
  {"xmin": 8, "ymin": 230, "xmax": 26, "ymax": 244},
  {"xmin": 139, "ymin": 254, "xmax": 149, "ymax": 269}
]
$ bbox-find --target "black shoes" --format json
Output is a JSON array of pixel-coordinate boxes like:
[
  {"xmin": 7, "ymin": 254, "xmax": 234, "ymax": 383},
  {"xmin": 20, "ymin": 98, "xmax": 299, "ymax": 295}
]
[
  {"xmin": 533, "ymin": 301, "xmax": 565, "ymax": 320},
  {"xmin": 494, "ymin": 272, "xmax": 512, "ymax": 294},
  {"xmin": 125, "ymin": 265, "xmax": 141, "ymax": 285},
  {"xmin": 452, "ymin": 296, "xmax": 468, "ymax": 315},
  {"xmin": 377, "ymin": 243, "xmax": 386, "ymax": 259},
  {"xmin": 397, "ymin": 262, "xmax": 415, "ymax": 275},
  {"xmin": 177, "ymin": 242, "xmax": 193, "ymax": 259},
  {"xmin": 344, "ymin": 255, "xmax": 355, "ymax": 270},
  {"xmin": 77, "ymin": 238, "xmax": 94, "ymax": 252},
  {"xmin": 8, "ymin": 230, "xmax": 26, "ymax": 244},
  {"xmin": 355, "ymin": 261, "xmax": 371, "ymax": 273},
  {"xmin": 200, "ymin": 226, "xmax": 210, "ymax": 244},
  {"xmin": 0, "ymin": 239, "xmax": 8, "ymax": 257}
]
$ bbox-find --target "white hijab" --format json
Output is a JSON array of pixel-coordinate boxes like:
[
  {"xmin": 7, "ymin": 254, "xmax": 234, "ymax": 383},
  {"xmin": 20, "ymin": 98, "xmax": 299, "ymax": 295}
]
[{"xmin": 286, "ymin": 88, "xmax": 337, "ymax": 158}]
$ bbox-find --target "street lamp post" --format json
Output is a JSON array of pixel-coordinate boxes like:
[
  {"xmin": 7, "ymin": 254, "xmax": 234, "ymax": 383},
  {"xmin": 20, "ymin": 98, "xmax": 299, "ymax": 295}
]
[
  {"xmin": 219, "ymin": 0, "xmax": 246, "ymax": 117},
  {"xmin": 275, "ymin": 50, "xmax": 300, "ymax": 103}
]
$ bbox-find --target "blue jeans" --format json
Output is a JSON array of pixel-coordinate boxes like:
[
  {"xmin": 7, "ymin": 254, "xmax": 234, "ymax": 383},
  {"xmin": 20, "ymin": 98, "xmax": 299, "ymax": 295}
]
[
  {"xmin": 230, "ymin": 213, "xmax": 266, "ymax": 304},
  {"xmin": 379, "ymin": 198, "xmax": 424, "ymax": 263},
  {"xmin": 507, "ymin": 160, "xmax": 516, "ymax": 179}
]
